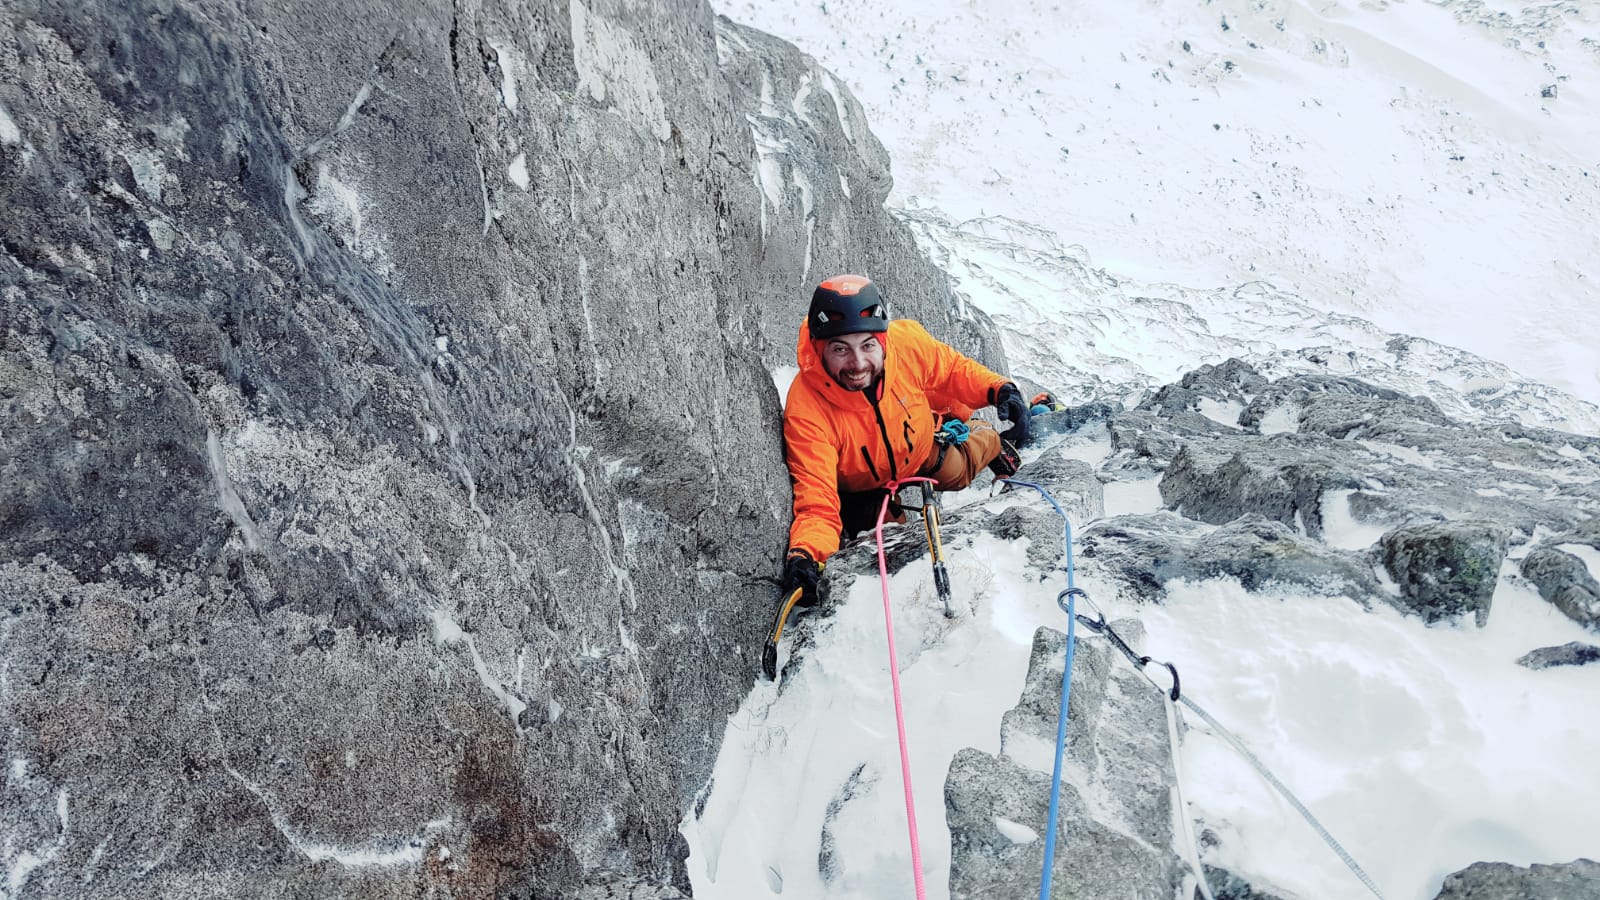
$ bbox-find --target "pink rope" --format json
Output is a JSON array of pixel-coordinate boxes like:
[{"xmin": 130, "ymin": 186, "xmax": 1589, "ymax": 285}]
[{"xmin": 875, "ymin": 477, "xmax": 933, "ymax": 900}]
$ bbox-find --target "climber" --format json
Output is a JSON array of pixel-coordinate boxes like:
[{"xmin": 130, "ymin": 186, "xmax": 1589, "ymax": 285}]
[{"xmin": 774, "ymin": 274, "xmax": 1032, "ymax": 626}]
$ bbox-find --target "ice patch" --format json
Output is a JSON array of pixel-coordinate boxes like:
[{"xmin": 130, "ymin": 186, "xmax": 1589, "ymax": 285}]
[
  {"xmin": 507, "ymin": 153, "xmax": 530, "ymax": 191},
  {"xmin": 430, "ymin": 608, "xmax": 528, "ymax": 728},
  {"xmin": 1320, "ymin": 489, "xmax": 1390, "ymax": 551},
  {"xmin": 1359, "ymin": 440, "xmax": 1436, "ymax": 469},
  {"xmin": 308, "ymin": 163, "xmax": 365, "ymax": 240},
  {"xmin": 1103, "ymin": 476, "xmax": 1164, "ymax": 517},
  {"xmin": 120, "ymin": 149, "xmax": 173, "ymax": 203},
  {"xmin": 758, "ymin": 70, "xmax": 779, "ymax": 118},
  {"xmin": 817, "ymin": 70, "xmax": 853, "ymax": 143},
  {"xmin": 994, "ymin": 816, "xmax": 1038, "ymax": 845},
  {"xmin": 771, "ymin": 366, "xmax": 799, "ymax": 409},
  {"xmin": 0, "ymin": 102, "xmax": 20, "ymax": 145},
  {"xmin": 489, "ymin": 39, "xmax": 523, "ymax": 112},
  {"xmin": 1555, "ymin": 544, "xmax": 1600, "ymax": 583},
  {"xmin": 7, "ymin": 790, "xmax": 68, "ymax": 896},
  {"xmin": 1257, "ymin": 404, "xmax": 1300, "ymax": 435},
  {"xmin": 747, "ymin": 119, "xmax": 789, "ymax": 227},
  {"xmin": 206, "ymin": 430, "xmax": 262, "ymax": 551},
  {"xmin": 790, "ymin": 72, "xmax": 817, "ymax": 128},
  {"xmin": 1197, "ymin": 397, "xmax": 1244, "ymax": 429}
]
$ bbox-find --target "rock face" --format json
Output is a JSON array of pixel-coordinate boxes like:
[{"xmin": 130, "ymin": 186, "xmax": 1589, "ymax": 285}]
[
  {"xmin": 0, "ymin": 1, "xmax": 1005, "ymax": 896},
  {"xmin": 1432, "ymin": 858, "xmax": 1600, "ymax": 899},
  {"xmin": 1082, "ymin": 512, "xmax": 1384, "ymax": 603},
  {"xmin": 1516, "ymin": 642, "xmax": 1600, "ymax": 670},
  {"xmin": 1520, "ymin": 538, "xmax": 1600, "ymax": 631},
  {"xmin": 945, "ymin": 626, "xmax": 1188, "ymax": 900},
  {"xmin": 1378, "ymin": 522, "xmax": 1510, "ymax": 627},
  {"xmin": 1089, "ymin": 360, "xmax": 1599, "ymax": 628}
]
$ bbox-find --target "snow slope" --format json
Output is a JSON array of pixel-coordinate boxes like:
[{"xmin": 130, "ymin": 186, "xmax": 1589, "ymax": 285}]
[
  {"xmin": 681, "ymin": 429, "xmax": 1600, "ymax": 900},
  {"xmin": 717, "ymin": 0, "xmax": 1600, "ymax": 410}
]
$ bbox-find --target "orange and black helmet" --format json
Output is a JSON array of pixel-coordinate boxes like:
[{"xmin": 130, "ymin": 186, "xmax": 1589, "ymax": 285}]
[{"xmin": 808, "ymin": 275, "xmax": 888, "ymax": 340}]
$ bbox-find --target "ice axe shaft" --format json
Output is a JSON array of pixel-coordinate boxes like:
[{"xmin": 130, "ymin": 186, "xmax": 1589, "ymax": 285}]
[
  {"xmin": 761, "ymin": 586, "xmax": 806, "ymax": 680},
  {"xmin": 920, "ymin": 484, "xmax": 955, "ymax": 618}
]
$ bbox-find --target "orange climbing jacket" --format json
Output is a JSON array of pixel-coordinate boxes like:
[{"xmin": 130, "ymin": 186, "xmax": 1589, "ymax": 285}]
[{"xmin": 784, "ymin": 318, "xmax": 1008, "ymax": 562}]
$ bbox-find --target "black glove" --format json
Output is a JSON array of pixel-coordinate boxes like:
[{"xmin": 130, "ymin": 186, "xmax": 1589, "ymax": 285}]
[
  {"xmin": 781, "ymin": 550, "xmax": 822, "ymax": 608},
  {"xmin": 995, "ymin": 383, "xmax": 1031, "ymax": 448}
]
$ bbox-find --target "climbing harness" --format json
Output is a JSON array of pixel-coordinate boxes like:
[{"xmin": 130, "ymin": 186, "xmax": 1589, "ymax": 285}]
[
  {"xmin": 994, "ymin": 479, "xmax": 1080, "ymax": 900},
  {"xmin": 873, "ymin": 476, "xmax": 939, "ymax": 900}
]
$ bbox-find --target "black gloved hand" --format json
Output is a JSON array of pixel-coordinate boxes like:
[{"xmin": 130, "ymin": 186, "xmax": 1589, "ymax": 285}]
[
  {"xmin": 781, "ymin": 550, "xmax": 823, "ymax": 608},
  {"xmin": 995, "ymin": 383, "xmax": 1031, "ymax": 448}
]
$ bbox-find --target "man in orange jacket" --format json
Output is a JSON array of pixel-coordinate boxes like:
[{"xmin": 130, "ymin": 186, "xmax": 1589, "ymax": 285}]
[{"xmin": 777, "ymin": 274, "xmax": 1031, "ymax": 615}]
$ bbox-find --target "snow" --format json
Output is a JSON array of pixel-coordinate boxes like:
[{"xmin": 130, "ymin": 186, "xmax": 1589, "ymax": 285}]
[
  {"xmin": 771, "ymin": 365, "xmax": 799, "ymax": 409},
  {"xmin": 718, "ymin": 0, "xmax": 1600, "ymax": 410},
  {"xmin": 683, "ymin": 534, "xmax": 1047, "ymax": 898},
  {"xmin": 489, "ymin": 39, "xmax": 523, "ymax": 113},
  {"xmin": 1258, "ymin": 404, "xmax": 1300, "ymax": 435},
  {"xmin": 1141, "ymin": 576, "xmax": 1600, "ymax": 899},
  {"xmin": 1103, "ymin": 475, "xmax": 1164, "ymax": 518},
  {"xmin": 506, "ymin": 153, "xmax": 530, "ymax": 191},
  {"xmin": 1197, "ymin": 397, "xmax": 1244, "ymax": 430},
  {"xmin": 429, "ymin": 608, "xmax": 528, "ymax": 728},
  {"xmin": 687, "ymin": 2, "xmax": 1600, "ymax": 898},
  {"xmin": 1320, "ymin": 489, "xmax": 1389, "ymax": 552},
  {"xmin": 0, "ymin": 102, "xmax": 20, "ymax": 146},
  {"xmin": 685, "ymin": 497, "xmax": 1600, "ymax": 899},
  {"xmin": 992, "ymin": 817, "xmax": 1037, "ymax": 845},
  {"xmin": 1555, "ymin": 543, "xmax": 1600, "ymax": 583}
]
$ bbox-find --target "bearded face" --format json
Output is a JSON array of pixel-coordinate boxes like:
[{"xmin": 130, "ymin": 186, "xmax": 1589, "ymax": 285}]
[{"xmin": 821, "ymin": 332, "xmax": 885, "ymax": 392}]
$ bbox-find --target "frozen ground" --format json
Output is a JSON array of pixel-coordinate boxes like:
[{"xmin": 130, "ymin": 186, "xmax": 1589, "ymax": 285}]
[{"xmin": 718, "ymin": 0, "xmax": 1600, "ymax": 411}]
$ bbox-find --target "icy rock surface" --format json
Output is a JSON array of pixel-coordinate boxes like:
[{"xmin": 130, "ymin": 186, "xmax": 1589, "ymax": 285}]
[
  {"xmin": 1515, "ymin": 642, "xmax": 1600, "ymax": 671},
  {"xmin": 945, "ymin": 359, "xmax": 1599, "ymax": 895},
  {"xmin": 1378, "ymin": 523, "xmax": 1510, "ymax": 627},
  {"xmin": 1519, "ymin": 532, "xmax": 1600, "ymax": 631},
  {"xmin": 0, "ymin": 1, "xmax": 1004, "ymax": 896},
  {"xmin": 945, "ymin": 626, "xmax": 1185, "ymax": 900},
  {"xmin": 1431, "ymin": 858, "xmax": 1600, "ymax": 899},
  {"xmin": 1080, "ymin": 360, "xmax": 1599, "ymax": 628}
]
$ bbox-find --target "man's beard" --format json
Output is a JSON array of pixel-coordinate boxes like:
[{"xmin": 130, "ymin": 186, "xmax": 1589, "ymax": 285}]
[{"xmin": 834, "ymin": 366, "xmax": 879, "ymax": 392}]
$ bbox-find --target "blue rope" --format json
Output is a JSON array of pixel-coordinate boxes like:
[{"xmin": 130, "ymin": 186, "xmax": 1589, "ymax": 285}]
[{"xmin": 998, "ymin": 478, "xmax": 1078, "ymax": 899}]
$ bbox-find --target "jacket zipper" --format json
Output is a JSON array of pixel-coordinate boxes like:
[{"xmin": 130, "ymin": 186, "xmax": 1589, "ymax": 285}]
[
  {"xmin": 866, "ymin": 381, "xmax": 900, "ymax": 482},
  {"xmin": 859, "ymin": 446, "xmax": 879, "ymax": 480}
]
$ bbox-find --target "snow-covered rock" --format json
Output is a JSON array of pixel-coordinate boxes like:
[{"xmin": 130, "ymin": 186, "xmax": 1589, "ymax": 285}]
[
  {"xmin": 1377, "ymin": 522, "xmax": 1510, "ymax": 627},
  {"xmin": 1515, "ymin": 642, "xmax": 1600, "ymax": 671},
  {"xmin": 945, "ymin": 626, "xmax": 1187, "ymax": 900},
  {"xmin": 1431, "ymin": 858, "xmax": 1600, "ymax": 899},
  {"xmin": 1520, "ymin": 537, "xmax": 1600, "ymax": 632}
]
